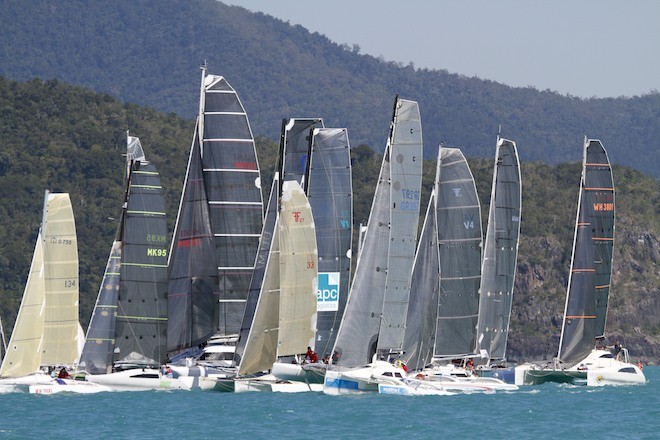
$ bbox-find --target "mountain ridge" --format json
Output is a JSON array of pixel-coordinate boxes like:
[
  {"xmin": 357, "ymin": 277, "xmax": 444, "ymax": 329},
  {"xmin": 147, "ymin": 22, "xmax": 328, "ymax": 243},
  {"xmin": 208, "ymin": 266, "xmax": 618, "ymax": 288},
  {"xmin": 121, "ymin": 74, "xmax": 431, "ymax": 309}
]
[{"xmin": 0, "ymin": 0, "xmax": 658, "ymax": 178}]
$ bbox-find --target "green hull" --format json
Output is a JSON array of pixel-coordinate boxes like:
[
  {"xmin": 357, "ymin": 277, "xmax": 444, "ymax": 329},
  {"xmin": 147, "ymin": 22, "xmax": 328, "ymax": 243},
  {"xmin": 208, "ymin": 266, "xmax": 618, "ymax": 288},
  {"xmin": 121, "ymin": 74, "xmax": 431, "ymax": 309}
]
[{"xmin": 523, "ymin": 369, "xmax": 586, "ymax": 385}]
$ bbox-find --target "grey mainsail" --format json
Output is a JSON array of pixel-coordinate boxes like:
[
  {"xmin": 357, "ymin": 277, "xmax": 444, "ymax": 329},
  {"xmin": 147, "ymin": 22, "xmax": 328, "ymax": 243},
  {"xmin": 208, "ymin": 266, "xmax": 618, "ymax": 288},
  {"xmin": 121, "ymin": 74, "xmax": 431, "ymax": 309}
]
[
  {"xmin": 557, "ymin": 138, "xmax": 615, "ymax": 366},
  {"xmin": 199, "ymin": 68, "xmax": 264, "ymax": 338},
  {"xmin": 114, "ymin": 144, "xmax": 168, "ymax": 368},
  {"xmin": 475, "ymin": 138, "xmax": 521, "ymax": 363},
  {"xmin": 80, "ymin": 135, "xmax": 168, "ymax": 370},
  {"xmin": 332, "ymin": 97, "xmax": 422, "ymax": 367},
  {"xmin": 433, "ymin": 147, "xmax": 482, "ymax": 359},
  {"xmin": 376, "ymin": 99, "xmax": 423, "ymax": 353},
  {"xmin": 308, "ymin": 128, "xmax": 353, "ymax": 359},
  {"xmin": 166, "ymin": 125, "xmax": 219, "ymax": 353}
]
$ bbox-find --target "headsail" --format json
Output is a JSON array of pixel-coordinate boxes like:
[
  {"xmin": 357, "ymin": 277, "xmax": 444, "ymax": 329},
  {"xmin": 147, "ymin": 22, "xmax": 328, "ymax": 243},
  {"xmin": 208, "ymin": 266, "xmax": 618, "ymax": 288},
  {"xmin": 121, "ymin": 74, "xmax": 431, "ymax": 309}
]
[
  {"xmin": 166, "ymin": 124, "xmax": 219, "ymax": 353},
  {"xmin": 475, "ymin": 138, "xmax": 521, "ymax": 363},
  {"xmin": 433, "ymin": 148, "xmax": 482, "ymax": 359},
  {"xmin": 401, "ymin": 190, "xmax": 439, "ymax": 372},
  {"xmin": 557, "ymin": 138, "xmax": 615, "ymax": 366},
  {"xmin": 0, "ymin": 207, "xmax": 46, "ymax": 377},
  {"xmin": 236, "ymin": 174, "xmax": 281, "ymax": 375},
  {"xmin": 79, "ymin": 241, "xmax": 121, "ymax": 374}
]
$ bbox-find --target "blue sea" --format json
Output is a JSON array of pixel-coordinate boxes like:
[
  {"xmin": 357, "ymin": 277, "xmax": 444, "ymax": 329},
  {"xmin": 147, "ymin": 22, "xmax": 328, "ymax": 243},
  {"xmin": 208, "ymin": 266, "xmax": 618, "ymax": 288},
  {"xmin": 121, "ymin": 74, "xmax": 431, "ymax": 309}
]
[{"xmin": 1, "ymin": 367, "xmax": 658, "ymax": 439}]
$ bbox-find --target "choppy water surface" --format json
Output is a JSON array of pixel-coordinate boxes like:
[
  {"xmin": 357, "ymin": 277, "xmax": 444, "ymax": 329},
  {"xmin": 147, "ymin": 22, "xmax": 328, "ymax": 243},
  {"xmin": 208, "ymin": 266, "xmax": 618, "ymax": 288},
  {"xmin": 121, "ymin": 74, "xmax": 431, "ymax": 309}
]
[{"xmin": 1, "ymin": 367, "xmax": 657, "ymax": 439}]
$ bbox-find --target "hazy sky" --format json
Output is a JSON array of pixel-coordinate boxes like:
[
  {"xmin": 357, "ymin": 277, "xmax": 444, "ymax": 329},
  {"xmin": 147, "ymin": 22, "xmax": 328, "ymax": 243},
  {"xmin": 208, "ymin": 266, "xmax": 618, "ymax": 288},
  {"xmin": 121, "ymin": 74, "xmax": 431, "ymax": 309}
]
[{"xmin": 224, "ymin": 0, "xmax": 659, "ymax": 98}]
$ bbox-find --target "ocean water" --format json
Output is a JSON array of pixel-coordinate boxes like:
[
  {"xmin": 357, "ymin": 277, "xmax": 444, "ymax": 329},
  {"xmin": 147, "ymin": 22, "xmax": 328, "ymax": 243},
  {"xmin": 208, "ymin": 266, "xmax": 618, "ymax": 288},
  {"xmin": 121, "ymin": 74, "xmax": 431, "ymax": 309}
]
[{"xmin": 1, "ymin": 367, "xmax": 658, "ymax": 439}]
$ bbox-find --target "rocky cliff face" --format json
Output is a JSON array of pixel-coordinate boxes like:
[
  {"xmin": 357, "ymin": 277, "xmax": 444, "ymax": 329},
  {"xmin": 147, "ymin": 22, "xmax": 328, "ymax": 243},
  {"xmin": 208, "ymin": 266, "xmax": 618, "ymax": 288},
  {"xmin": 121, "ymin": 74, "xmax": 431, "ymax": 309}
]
[{"xmin": 507, "ymin": 228, "xmax": 659, "ymax": 365}]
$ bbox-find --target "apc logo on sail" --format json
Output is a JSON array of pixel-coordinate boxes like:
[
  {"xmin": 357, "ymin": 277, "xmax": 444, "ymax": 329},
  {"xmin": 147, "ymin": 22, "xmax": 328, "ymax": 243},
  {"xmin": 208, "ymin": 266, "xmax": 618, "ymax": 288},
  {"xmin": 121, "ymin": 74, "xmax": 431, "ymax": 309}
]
[{"xmin": 317, "ymin": 272, "xmax": 340, "ymax": 312}]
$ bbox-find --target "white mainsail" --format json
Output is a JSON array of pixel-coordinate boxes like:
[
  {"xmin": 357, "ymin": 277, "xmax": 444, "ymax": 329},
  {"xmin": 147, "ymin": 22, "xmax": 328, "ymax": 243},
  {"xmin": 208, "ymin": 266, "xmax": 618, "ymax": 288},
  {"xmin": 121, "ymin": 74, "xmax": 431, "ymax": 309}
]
[{"xmin": 40, "ymin": 192, "xmax": 80, "ymax": 367}]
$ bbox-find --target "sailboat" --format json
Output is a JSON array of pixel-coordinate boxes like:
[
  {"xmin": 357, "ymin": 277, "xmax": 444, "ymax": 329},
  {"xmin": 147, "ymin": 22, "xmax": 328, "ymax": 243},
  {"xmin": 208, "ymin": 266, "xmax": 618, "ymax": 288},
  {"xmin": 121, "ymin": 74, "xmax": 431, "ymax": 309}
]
[
  {"xmin": 387, "ymin": 146, "xmax": 516, "ymax": 395},
  {"xmin": 0, "ymin": 192, "xmax": 107, "ymax": 394},
  {"xmin": 165, "ymin": 66, "xmax": 264, "ymax": 389},
  {"xmin": 323, "ymin": 96, "xmax": 423, "ymax": 395},
  {"xmin": 514, "ymin": 138, "xmax": 645, "ymax": 386},
  {"xmin": 474, "ymin": 136, "xmax": 521, "ymax": 377},
  {"xmin": 270, "ymin": 120, "xmax": 353, "ymax": 386},
  {"xmin": 232, "ymin": 178, "xmax": 318, "ymax": 392},
  {"xmin": 82, "ymin": 134, "xmax": 189, "ymax": 391}
]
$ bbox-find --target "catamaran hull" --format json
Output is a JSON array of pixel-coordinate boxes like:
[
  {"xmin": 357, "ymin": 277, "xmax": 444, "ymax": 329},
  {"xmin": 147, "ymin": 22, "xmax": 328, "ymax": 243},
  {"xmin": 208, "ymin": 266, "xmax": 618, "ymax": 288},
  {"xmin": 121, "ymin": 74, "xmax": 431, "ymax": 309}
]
[
  {"xmin": 378, "ymin": 380, "xmax": 454, "ymax": 396},
  {"xmin": 514, "ymin": 364, "xmax": 585, "ymax": 386},
  {"xmin": 271, "ymin": 362, "xmax": 326, "ymax": 384},
  {"xmin": 515, "ymin": 350, "xmax": 646, "ymax": 386},
  {"xmin": 323, "ymin": 369, "xmax": 378, "ymax": 395},
  {"xmin": 29, "ymin": 379, "xmax": 111, "ymax": 394},
  {"xmin": 587, "ymin": 367, "xmax": 646, "ymax": 386},
  {"xmin": 322, "ymin": 362, "xmax": 406, "ymax": 395},
  {"xmin": 86, "ymin": 368, "xmax": 191, "ymax": 391},
  {"xmin": 234, "ymin": 374, "xmax": 322, "ymax": 393}
]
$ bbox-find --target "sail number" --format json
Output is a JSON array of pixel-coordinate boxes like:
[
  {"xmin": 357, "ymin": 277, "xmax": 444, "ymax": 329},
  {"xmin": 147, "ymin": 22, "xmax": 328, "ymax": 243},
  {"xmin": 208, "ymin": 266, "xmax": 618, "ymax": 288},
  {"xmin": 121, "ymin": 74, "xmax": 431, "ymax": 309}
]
[
  {"xmin": 147, "ymin": 248, "xmax": 167, "ymax": 257},
  {"xmin": 400, "ymin": 188, "xmax": 420, "ymax": 212}
]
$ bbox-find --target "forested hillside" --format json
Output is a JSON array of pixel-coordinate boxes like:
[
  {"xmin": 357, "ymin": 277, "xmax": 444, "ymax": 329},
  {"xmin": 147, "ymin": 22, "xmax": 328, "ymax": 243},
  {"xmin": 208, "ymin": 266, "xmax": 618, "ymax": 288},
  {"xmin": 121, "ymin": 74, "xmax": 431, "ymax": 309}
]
[
  {"xmin": 0, "ymin": 0, "xmax": 658, "ymax": 178},
  {"xmin": 0, "ymin": 78, "xmax": 657, "ymax": 362}
]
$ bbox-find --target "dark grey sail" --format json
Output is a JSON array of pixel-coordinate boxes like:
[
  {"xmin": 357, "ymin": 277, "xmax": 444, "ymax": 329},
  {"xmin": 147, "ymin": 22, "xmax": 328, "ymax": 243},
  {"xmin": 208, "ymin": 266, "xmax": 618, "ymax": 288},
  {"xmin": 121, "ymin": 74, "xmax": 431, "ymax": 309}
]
[
  {"xmin": 475, "ymin": 138, "xmax": 521, "ymax": 363},
  {"xmin": 557, "ymin": 138, "xmax": 615, "ymax": 366},
  {"xmin": 280, "ymin": 118, "xmax": 324, "ymax": 185},
  {"xmin": 78, "ymin": 241, "xmax": 121, "ymax": 374},
  {"xmin": 114, "ymin": 157, "xmax": 169, "ymax": 368},
  {"xmin": 199, "ymin": 68, "xmax": 263, "ymax": 338},
  {"xmin": 166, "ymin": 125, "xmax": 219, "ymax": 353},
  {"xmin": 307, "ymin": 128, "xmax": 353, "ymax": 359},
  {"xmin": 401, "ymin": 191, "xmax": 439, "ymax": 372},
  {"xmin": 434, "ymin": 147, "xmax": 482, "ymax": 359}
]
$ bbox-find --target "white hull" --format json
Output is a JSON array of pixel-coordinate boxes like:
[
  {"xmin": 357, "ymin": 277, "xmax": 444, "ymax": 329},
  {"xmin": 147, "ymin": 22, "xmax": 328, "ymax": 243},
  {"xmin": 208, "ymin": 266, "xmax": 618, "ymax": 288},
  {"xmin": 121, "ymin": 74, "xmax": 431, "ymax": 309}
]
[
  {"xmin": 323, "ymin": 361, "xmax": 405, "ymax": 395},
  {"xmin": 378, "ymin": 380, "xmax": 454, "ymax": 396},
  {"xmin": 271, "ymin": 362, "xmax": 326, "ymax": 384},
  {"xmin": 416, "ymin": 363, "xmax": 518, "ymax": 392},
  {"xmin": 86, "ymin": 368, "xmax": 191, "ymax": 391},
  {"xmin": 514, "ymin": 350, "xmax": 646, "ymax": 386},
  {"xmin": 0, "ymin": 373, "xmax": 54, "ymax": 393},
  {"xmin": 234, "ymin": 374, "xmax": 322, "ymax": 393},
  {"xmin": 29, "ymin": 379, "xmax": 111, "ymax": 394},
  {"xmin": 586, "ymin": 367, "xmax": 646, "ymax": 386},
  {"xmin": 423, "ymin": 374, "xmax": 517, "ymax": 392}
]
